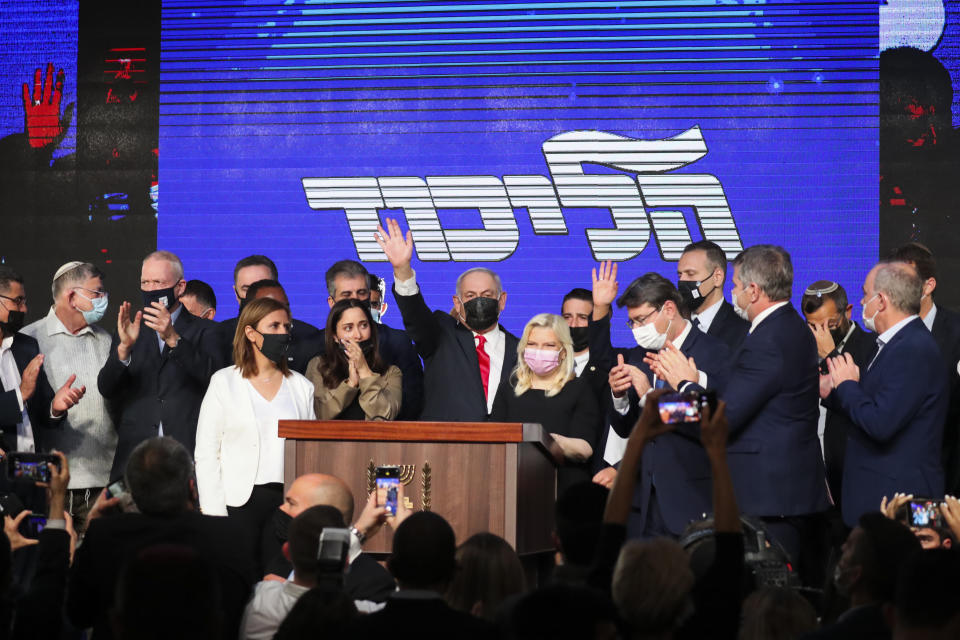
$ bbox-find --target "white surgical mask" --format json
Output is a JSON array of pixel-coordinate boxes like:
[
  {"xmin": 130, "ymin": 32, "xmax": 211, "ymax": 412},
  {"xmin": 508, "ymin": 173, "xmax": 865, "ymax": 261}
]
[
  {"xmin": 731, "ymin": 289, "xmax": 750, "ymax": 321},
  {"xmin": 632, "ymin": 311, "xmax": 671, "ymax": 350},
  {"xmin": 861, "ymin": 294, "xmax": 879, "ymax": 332}
]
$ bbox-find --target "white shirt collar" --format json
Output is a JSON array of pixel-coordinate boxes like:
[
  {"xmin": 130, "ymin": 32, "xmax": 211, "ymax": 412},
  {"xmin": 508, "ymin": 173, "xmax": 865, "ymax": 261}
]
[
  {"xmin": 923, "ymin": 302, "xmax": 937, "ymax": 332},
  {"xmin": 47, "ymin": 306, "xmax": 94, "ymax": 337},
  {"xmin": 671, "ymin": 319, "xmax": 693, "ymax": 350},
  {"xmin": 573, "ymin": 350, "xmax": 590, "ymax": 377},
  {"xmin": 749, "ymin": 301, "xmax": 789, "ymax": 334},
  {"xmin": 691, "ymin": 298, "xmax": 723, "ymax": 332},
  {"xmin": 473, "ymin": 325, "xmax": 503, "ymax": 348},
  {"xmin": 0, "ymin": 335, "xmax": 12, "ymax": 353},
  {"xmin": 878, "ymin": 314, "xmax": 919, "ymax": 347}
]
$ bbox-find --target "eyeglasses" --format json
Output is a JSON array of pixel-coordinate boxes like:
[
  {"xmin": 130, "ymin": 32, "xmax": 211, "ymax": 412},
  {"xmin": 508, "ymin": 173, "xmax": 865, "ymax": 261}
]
[
  {"xmin": 73, "ymin": 287, "xmax": 107, "ymax": 298},
  {"xmin": 625, "ymin": 308, "xmax": 660, "ymax": 330},
  {"xmin": 0, "ymin": 293, "xmax": 26, "ymax": 308}
]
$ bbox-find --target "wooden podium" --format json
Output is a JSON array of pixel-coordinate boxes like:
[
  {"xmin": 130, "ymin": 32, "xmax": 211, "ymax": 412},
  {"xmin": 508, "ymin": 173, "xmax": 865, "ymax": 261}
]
[{"xmin": 278, "ymin": 420, "xmax": 562, "ymax": 556}]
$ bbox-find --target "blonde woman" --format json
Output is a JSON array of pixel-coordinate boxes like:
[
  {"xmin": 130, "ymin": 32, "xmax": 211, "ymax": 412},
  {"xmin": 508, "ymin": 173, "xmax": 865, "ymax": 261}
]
[
  {"xmin": 195, "ymin": 297, "xmax": 315, "ymax": 551},
  {"xmin": 490, "ymin": 313, "xmax": 600, "ymax": 491}
]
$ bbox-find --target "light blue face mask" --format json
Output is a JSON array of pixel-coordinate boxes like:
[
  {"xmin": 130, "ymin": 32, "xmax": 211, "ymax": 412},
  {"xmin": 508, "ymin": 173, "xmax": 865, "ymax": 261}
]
[
  {"xmin": 76, "ymin": 290, "xmax": 109, "ymax": 324},
  {"xmin": 370, "ymin": 308, "xmax": 382, "ymax": 324}
]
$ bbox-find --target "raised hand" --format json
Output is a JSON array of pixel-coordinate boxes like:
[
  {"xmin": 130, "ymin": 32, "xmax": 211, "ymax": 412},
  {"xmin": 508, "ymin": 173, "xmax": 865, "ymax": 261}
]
[
  {"xmin": 941, "ymin": 495, "xmax": 960, "ymax": 542},
  {"xmin": 375, "ymin": 218, "xmax": 414, "ymax": 280},
  {"xmin": 810, "ymin": 322, "xmax": 837, "ymax": 359},
  {"xmin": 591, "ymin": 260, "xmax": 619, "ymax": 319},
  {"xmin": 52, "ymin": 374, "xmax": 85, "ymax": 417},
  {"xmin": 117, "ymin": 301, "xmax": 142, "ymax": 360},
  {"xmin": 4, "ymin": 511, "xmax": 39, "ymax": 551},
  {"xmin": 142, "ymin": 302, "xmax": 179, "ymax": 347},
  {"xmin": 22, "ymin": 63, "xmax": 65, "ymax": 148},
  {"xmin": 19, "ymin": 354, "xmax": 43, "ymax": 401},
  {"xmin": 628, "ymin": 388, "xmax": 676, "ymax": 447},
  {"xmin": 880, "ymin": 492, "xmax": 913, "ymax": 520}
]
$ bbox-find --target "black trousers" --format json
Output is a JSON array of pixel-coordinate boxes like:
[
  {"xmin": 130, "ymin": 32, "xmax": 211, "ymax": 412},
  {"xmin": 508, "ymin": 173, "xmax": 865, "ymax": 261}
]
[{"xmin": 227, "ymin": 483, "xmax": 284, "ymax": 575}]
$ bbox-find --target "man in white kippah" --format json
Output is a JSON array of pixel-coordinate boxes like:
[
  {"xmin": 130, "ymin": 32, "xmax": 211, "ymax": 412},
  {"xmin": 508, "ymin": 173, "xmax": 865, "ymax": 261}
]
[{"xmin": 22, "ymin": 261, "xmax": 115, "ymax": 534}]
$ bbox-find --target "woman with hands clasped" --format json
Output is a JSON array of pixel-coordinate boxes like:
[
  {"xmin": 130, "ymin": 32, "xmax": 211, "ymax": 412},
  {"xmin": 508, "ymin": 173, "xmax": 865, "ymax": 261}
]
[
  {"xmin": 306, "ymin": 299, "xmax": 401, "ymax": 421},
  {"xmin": 490, "ymin": 313, "xmax": 600, "ymax": 492}
]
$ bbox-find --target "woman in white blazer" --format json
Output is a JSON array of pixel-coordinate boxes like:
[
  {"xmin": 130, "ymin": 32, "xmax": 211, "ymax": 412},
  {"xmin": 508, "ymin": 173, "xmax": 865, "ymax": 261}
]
[{"xmin": 195, "ymin": 297, "xmax": 315, "ymax": 550}]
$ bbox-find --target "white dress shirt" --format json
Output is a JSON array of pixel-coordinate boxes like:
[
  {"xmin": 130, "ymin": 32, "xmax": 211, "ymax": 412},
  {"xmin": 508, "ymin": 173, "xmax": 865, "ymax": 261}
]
[
  {"xmin": 573, "ymin": 350, "xmax": 590, "ymax": 377},
  {"xmin": 248, "ymin": 377, "xmax": 296, "ymax": 485},
  {"xmin": 749, "ymin": 300, "xmax": 789, "ymax": 334},
  {"xmin": 922, "ymin": 302, "xmax": 937, "ymax": 332},
  {"xmin": 871, "ymin": 314, "xmax": 919, "ymax": 368},
  {"xmin": 691, "ymin": 298, "xmax": 723, "ymax": 334},
  {"xmin": 395, "ymin": 270, "xmax": 505, "ymax": 413},
  {"xmin": 0, "ymin": 336, "xmax": 35, "ymax": 451}
]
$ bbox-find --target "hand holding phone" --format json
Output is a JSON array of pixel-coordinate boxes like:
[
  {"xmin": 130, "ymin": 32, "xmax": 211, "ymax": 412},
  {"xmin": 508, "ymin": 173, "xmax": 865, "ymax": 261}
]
[
  {"xmin": 6, "ymin": 452, "xmax": 60, "ymax": 484},
  {"xmin": 375, "ymin": 466, "xmax": 400, "ymax": 516}
]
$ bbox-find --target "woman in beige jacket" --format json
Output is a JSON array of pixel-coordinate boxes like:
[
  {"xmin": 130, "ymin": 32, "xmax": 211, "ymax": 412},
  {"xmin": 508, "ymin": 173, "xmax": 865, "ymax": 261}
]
[{"xmin": 306, "ymin": 298, "xmax": 402, "ymax": 420}]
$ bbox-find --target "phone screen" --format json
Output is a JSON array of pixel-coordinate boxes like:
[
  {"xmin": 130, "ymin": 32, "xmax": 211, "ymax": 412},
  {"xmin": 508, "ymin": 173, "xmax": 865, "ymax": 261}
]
[
  {"xmin": 910, "ymin": 500, "xmax": 942, "ymax": 528},
  {"xmin": 9, "ymin": 458, "xmax": 51, "ymax": 483},
  {"xmin": 375, "ymin": 467, "xmax": 400, "ymax": 516},
  {"xmin": 657, "ymin": 393, "xmax": 702, "ymax": 424},
  {"xmin": 106, "ymin": 479, "xmax": 127, "ymax": 500}
]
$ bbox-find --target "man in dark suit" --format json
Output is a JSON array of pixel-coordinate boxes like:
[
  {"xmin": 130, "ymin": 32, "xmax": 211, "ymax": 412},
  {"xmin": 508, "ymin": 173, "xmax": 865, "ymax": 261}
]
[
  {"xmin": 348, "ymin": 511, "xmax": 494, "ymax": 639},
  {"xmin": 323, "ymin": 260, "xmax": 424, "ymax": 420},
  {"xmin": 801, "ymin": 280, "xmax": 877, "ymax": 507},
  {"xmin": 67, "ymin": 437, "xmax": 257, "ymax": 640},
  {"xmin": 677, "ymin": 240, "xmax": 749, "ymax": 351},
  {"xmin": 219, "ymin": 278, "xmax": 323, "ymax": 374},
  {"xmin": 375, "ymin": 218, "xmax": 518, "ymax": 422},
  {"xmin": 822, "ymin": 261, "xmax": 949, "ymax": 528},
  {"xmin": 560, "ymin": 288, "xmax": 618, "ymax": 486},
  {"xmin": 685, "ymin": 246, "xmax": 830, "ymax": 582},
  {"xmin": 0, "ymin": 266, "xmax": 83, "ymax": 456},
  {"xmin": 887, "ymin": 242, "xmax": 960, "ymax": 496},
  {"xmin": 589, "ymin": 267, "xmax": 730, "ymax": 538},
  {"xmin": 97, "ymin": 251, "xmax": 221, "ymax": 481}
]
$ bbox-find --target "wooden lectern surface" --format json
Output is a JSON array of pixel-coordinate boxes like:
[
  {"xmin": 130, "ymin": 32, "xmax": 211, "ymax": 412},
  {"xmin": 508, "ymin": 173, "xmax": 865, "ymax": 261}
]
[{"xmin": 280, "ymin": 420, "xmax": 559, "ymax": 555}]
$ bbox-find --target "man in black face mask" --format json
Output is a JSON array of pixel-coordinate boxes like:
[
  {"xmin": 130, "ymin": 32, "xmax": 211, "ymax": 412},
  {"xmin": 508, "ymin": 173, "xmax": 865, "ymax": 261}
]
[
  {"xmin": 98, "ymin": 251, "xmax": 222, "ymax": 481},
  {"xmin": 375, "ymin": 218, "xmax": 518, "ymax": 421},
  {"xmin": 801, "ymin": 280, "xmax": 877, "ymax": 509},
  {"xmin": 677, "ymin": 240, "xmax": 749, "ymax": 351}
]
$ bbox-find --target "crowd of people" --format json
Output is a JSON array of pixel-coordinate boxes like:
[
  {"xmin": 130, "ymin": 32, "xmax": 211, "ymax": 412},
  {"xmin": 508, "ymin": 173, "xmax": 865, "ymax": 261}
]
[{"xmin": 0, "ymin": 216, "xmax": 959, "ymax": 638}]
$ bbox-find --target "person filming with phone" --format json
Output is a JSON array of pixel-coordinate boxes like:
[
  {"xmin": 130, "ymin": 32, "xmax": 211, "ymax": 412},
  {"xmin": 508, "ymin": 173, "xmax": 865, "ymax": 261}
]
[{"xmin": 306, "ymin": 299, "xmax": 401, "ymax": 421}]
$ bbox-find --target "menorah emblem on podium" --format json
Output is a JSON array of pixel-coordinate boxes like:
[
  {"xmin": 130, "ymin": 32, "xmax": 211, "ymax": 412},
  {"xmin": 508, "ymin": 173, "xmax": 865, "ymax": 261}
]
[
  {"xmin": 397, "ymin": 464, "xmax": 416, "ymax": 485},
  {"xmin": 366, "ymin": 460, "xmax": 432, "ymax": 511}
]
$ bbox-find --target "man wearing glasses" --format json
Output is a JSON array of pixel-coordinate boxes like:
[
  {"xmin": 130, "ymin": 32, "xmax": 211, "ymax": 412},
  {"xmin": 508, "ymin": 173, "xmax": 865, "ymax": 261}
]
[{"xmin": 21, "ymin": 261, "xmax": 115, "ymax": 533}]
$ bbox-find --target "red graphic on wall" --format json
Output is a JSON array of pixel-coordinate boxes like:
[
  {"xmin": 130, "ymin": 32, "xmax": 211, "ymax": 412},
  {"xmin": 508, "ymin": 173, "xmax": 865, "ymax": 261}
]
[{"xmin": 21, "ymin": 63, "xmax": 65, "ymax": 149}]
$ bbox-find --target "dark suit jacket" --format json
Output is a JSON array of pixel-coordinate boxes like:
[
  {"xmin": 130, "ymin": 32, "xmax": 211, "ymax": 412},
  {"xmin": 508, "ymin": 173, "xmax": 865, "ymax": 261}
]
[
  {"xmin": 827, "ymin": 317, "xmax": 948, "ymax": 527},
  {"xmin": 315, "ymin": 322, "xmax": 425, "ymax": 420},
  {"xmin": 821, "ymin": 323, "xmax": 877, "ymax": 507},
  {"xmin": 802, "ymin": 604, "xmax": 890, "ymax": 640},
  {"xmin": 9, "ymin": 528, "xmax": 71, "ymax": 640},
  {"xmin": 703, "ymin": 300, "xmax": 750, "ymax": 352},
  {"xmin": 98, "ymin": 308, "xmax": 221, "ymax": 480},
  {"xmin": 690, "ymin": 303, "xmax": 830, "ymax": 517},
  {"xmin": 348, "ymin": 594, "xmax": 496, "ymax": 639},
  {"xmin": 0, "ymin": 332, "xmax": 59, "ymax": 453},
  {"xmin": 393, "ymin": 286, "xmax": 518, "ymax": 421},
  {"xmin": 218, "ymin": 315, "xmax": 324, "ymax": 375},
  {"xmin": 577, "ymin": 349, "xmax": 618, "ymax": 474},
  {"xmin": 67, "ymin": 510, "xmax": 257, "ymax": 640},
  {"xmin": 597, "ymin": 317, "xmax": 731, "ymax": 535},
  {"xmin": 930, "ymin": 304, "xmax": 960, "ymax": 495}
]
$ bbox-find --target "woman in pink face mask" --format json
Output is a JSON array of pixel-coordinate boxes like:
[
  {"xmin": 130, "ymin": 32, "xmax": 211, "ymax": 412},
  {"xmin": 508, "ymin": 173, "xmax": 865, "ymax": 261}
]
[{"xmin": 489, "ymin": 313, "xmax": 601, "ymax": 492}]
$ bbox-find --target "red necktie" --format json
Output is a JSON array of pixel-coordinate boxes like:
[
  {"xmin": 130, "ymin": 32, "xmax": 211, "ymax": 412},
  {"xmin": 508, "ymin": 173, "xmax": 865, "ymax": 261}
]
[{"xmin": 476, "ymin": 334, "xmax": 490, "ymax": 400}]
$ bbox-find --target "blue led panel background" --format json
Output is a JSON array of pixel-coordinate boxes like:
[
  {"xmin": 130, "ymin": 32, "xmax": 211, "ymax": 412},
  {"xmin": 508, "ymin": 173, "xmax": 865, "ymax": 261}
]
[{"xmin": 159, "ymin": 1, "xmax": 878, "ymax": 343}]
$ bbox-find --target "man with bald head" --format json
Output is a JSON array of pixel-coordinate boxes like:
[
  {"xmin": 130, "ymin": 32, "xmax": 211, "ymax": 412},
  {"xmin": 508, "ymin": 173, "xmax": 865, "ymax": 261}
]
[
  {"xmin": 822, "ymin": 260, "xmax": 949, "ymax": 526},
  {"xmin": 262, "ymin": 473, "xmax": 396, "ymax": 602},
  {"xmin": 98, "ymin": 250, "xmax": 222, "ymax": 480},
  {"xmin": 217, "ymin": 279, "xmax": 323, "ymax": 374}
]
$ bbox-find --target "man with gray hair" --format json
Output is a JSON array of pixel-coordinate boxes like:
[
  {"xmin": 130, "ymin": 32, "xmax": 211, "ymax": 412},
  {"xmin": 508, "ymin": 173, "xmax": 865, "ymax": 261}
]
[
  {"xmin": 822, "ymin": 261, "xmax": 948, "ymax": 527},
  {"xmin": 22, "ymin": 261, "xmax": 117, "ymax": 532},
  {"xmin": 683, "ymin": 244, "xmax": 830, "ymax": 584},
  {"xmin": 375, "ymin": 218, "xmax": 518, "ymax": 420},
  {"xmin": 97, "ymin": 250, "xmax": 222, "ymax": 481}
]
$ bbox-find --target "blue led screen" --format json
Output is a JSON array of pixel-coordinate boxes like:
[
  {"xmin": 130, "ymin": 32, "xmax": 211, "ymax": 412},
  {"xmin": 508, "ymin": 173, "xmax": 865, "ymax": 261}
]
[{"xmin": 159, "ymin": 1, "xmax": 878, "ymax": 343}]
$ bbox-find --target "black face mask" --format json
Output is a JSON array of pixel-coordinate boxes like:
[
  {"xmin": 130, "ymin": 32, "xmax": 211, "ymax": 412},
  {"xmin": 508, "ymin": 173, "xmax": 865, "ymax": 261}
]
[
  {"xmin": 569, "ymin": 326, "xmax": 590, "ymax": 352},
  {"xmin": 359, "ymin": 337, "xmax": 376, "ymax": 358},
  {"xmin": 273, "ymin": 509, "xmax": 292, "ymax": 542},
  {"xmin": 461, "ymin": 296, "xmax": 500, "ymax": 333},
  {"xmin": 237, "ymin": 289, "xmax": 249, "ymax": 313},
  {"xmin": 677, "ymin": 279, "xmax": 715, "ymax": 312},
  {"xmin": 0, "ymin": 310, "xmax": 25, "ymax": 335},
  {"xmin": 830, "ymin": 323, "xmax": 849, "ymax": 347},
  {"xmin": 257, "ymin": 332, "xmax": 293, "ymax": 366},
  {"xmin": 142, "ymin": 282, "xmax": 179, "ymax": 310}
]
